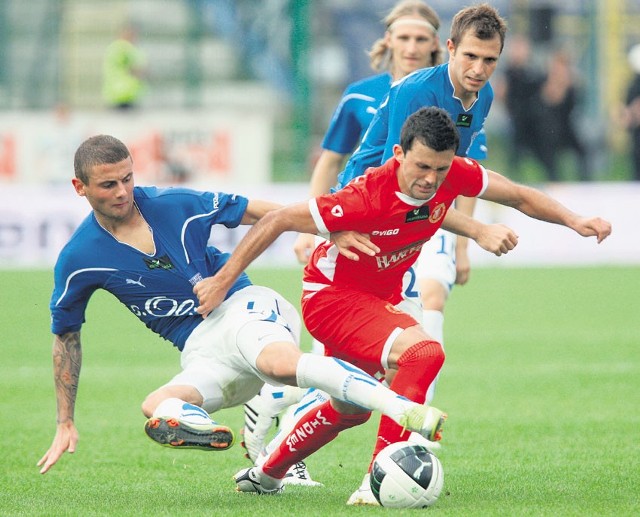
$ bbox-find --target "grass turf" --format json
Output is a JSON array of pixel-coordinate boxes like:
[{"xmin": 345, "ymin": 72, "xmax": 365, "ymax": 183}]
[{"xmin": 1, "ymin": 266, "xmax": 638, "ymax": 516}]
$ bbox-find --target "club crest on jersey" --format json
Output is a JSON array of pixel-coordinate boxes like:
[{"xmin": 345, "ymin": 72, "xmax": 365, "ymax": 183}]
[
  {"xmin": 456, "ymin": 113, "xmax": 473, "ymax": 127},
  {"xmin": 331, "ymin": 205, "xmax": 344, "ymax": 217},
  {"xmin": 405, "ymin": 205, "xmax": 429, "ymax": 222},
  {"xmin": 144, "ymin": 255, "xmax": 174, "ymax": 270},
  {"xmin": 428, "ymin": 203, "xmax": 446, "ymax": 223}
]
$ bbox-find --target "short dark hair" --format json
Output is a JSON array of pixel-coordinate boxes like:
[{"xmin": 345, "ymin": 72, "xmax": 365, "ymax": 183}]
[
  {"xmin": 450, "ymin": 3, "xmax": 508, "ymax": 53},
  {"xmin": 74, "ymin": 135, "xmax": 131, "ymax": 184},
  {"xmin": 399, "ymin": 107, "xmax": 460, "ymax": 154}
]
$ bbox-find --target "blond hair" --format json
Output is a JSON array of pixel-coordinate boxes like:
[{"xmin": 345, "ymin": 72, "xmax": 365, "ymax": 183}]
[{"xmin": 369, "ymin": 0, "xmax": 442, "ymax": 72}]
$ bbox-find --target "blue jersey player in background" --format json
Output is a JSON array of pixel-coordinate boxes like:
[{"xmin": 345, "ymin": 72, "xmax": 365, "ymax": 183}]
[
  {"xmin": 294, "ymin": 1, "xmax": 445, "ymax": 264},
  {"xmin": 38, "ymin": 134, "xmax": 445, "ymax": 477}
]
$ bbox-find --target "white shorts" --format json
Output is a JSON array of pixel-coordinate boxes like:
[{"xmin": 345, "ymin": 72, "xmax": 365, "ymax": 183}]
[
  {"xmin": 165, "ymin": 285, "xmax": 301, "ymax": 412},
  {"xmin": 413, "ymin": 228, "xmax": 457, "ymax": 294}
]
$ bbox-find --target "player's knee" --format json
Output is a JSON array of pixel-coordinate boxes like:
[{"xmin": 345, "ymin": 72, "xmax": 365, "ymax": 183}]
[
  {"xmin": 397, "ymin": 340, "xmax": 445, "ymax": 372},
  {"xmin": 141, "ymin": 393, "xmax": 158, "ymax": 417},
  {"xmin": 256, "ymin": 341, "xmax": 300, "ymax": 383},
  {"xmin": 419, "ymin": 279, "xmax": 449, "ymax": 311}
]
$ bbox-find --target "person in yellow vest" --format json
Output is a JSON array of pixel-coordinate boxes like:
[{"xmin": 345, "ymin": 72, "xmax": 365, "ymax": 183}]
[{"xmin": 103, "ymin": 25, "xmax": 147, "ymax": 109}]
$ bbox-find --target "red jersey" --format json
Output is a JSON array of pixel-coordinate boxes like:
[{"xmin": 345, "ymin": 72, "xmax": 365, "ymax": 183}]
[{"xmin": 305, "ymin": 156, "xmax": 487, "ymax": 304}]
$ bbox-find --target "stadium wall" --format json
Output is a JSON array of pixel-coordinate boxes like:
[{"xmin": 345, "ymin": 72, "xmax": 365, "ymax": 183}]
[{"xmin": 1, "ymin": 182, "xmax": 637, "ymax": 269}]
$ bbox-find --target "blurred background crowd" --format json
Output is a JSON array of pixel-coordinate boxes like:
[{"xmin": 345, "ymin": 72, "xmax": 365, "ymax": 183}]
[{"xmin": 1, "ymin": 0, "xmax": 639, "ymax": 185}]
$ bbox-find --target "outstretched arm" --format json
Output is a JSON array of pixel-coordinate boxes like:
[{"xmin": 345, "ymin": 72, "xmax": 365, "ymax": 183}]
[
  {"xmin": 38, "ymin": 331, "xmax": 82, "ymax": 474},
  {"xmin": 195, "ymin": 202, "xmax": 315, "ymax": 317},
  {"xmin": 481, "ymin": 170, "xmax": 612, "ymax": 242}
]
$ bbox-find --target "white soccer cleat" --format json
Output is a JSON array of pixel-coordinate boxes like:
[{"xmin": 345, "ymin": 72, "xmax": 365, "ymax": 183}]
[
  {"xmin": 242, "ymin": 387, "xmax": 308, "ymax": 463},
  {"xmin": 242, "ymin": 400, "xmax": 277, "ymax": 463},
  {"xmin": 346, "ymin": 473, "xmax": 380, "ymax": 506},
  {"xmin": 234, "ymin": 467, "xmax": 284, "ymax": 495},
  {"xmin": 282, "ymin": 461, "xmax": 323, "ymax": 487}
]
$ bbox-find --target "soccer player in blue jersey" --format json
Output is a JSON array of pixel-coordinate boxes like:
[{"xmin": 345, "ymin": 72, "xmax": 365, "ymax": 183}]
[{"xmin": 37, "ymin": 135, "xmax": 451, "ymax": 475}]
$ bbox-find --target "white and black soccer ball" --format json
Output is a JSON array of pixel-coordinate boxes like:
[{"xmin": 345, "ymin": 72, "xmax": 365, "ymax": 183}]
[{"xmin": 370, "ymin": 441, "xmax": 444, "ymax": 508}]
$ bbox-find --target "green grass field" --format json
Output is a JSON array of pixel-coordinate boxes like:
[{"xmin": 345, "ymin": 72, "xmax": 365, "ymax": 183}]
[{"xmin": 1, "ymin": 266, "xmax": 639, "ymax": 516}]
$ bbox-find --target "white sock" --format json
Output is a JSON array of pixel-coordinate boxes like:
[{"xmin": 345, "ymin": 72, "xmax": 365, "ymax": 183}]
[
  {"xmin": 257, "ymin": 465, "xmax": 282, "ymax": 489},
  {"xmin": 422, "ymin": 310, "xmax": 445, "ymax": 404},
  {"xmin": 422, "ymin": 310, "xmax": 444, "ymax": 344},
  {"xmin": 253, "ymin": 384, "xmax": 307, "ymax": 417},
  {"xmin": 295, "ymin": 353, "xmax": 415, "ymax": 423},
  {"xmin": 153, "ymin": 397, "xmax": 212, "ymax": 425}
]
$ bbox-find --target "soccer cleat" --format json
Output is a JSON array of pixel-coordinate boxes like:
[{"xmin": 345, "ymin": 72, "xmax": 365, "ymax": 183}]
[
  {"xmin": 346, "ymin": 473, "xmax": 379, "ymax": 506},
  {"xmin": 144, "ymin": 416, "xmax": 235, "ymax": 451},
  {"xmin": 234, "ymin": 467, "xmax": 284, "ymax": 495},
  {"xmin": 399, "ymin": 405, "xmax": 447, "ymax": 442},
  {"xmin": 240, "ymin": 396, "xmax": 281, "ymax": 463},
  {"xmin": 282, "ymin": 462, "xmax": 323, "ymax": 487},
  {"xmin": 242, "ymin": 387, "xmax": 309, "ymax": 463},
  {"xmin": 240, "ymin": 412, "xmax": 278, "ymax": 463},
  {"xmin": 409, "ymin": 431, "xmax": 442, "ymax": 451}
]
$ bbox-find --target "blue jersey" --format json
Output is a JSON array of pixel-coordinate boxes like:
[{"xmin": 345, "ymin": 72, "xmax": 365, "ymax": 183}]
[
  {"xmin": 336, "ymin": 63, "xmax": 493, "ymax": 190},
  {"xmin": 322, "ymin": 73, "xmax": 391, "ymax": 154},
  {"xmin": 50, "ymin": 186, "xmax": 251, "ymax": 351}
]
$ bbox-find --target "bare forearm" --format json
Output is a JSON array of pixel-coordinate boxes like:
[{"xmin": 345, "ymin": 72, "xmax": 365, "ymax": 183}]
[
  {"xmin": 441, "ymin": 208, "xmax": 483, "ymax": 240},
  {"xmin": 483, "ymin": 171, "xmax": 578, "ymax": 228},
  {"xmin": 196, "ymin": 203, "xmax": 315, "ymax": 317},
  {"xmin": 241, "ymin": 199, "xmax": 283, "ymax": 224},
  {"xmin": 509, "ymin": 186, "xmax": 579, "ymax": 228},
  {"xmin": 52, "ymin": 332, "xmax": 82, "ymax": 424},
  {"xmin": 453, "ymin": 196, "xmax": 476, "ymax": 250},
  {"xmin": 217, "ymin": 208, "xmax": 308, "ymax": 289}
]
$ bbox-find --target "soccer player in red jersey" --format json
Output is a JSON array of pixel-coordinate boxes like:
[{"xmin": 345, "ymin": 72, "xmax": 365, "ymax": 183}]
[{"xmin": 194, "ymin": 107, "xmax": 611, "ymax": 495}]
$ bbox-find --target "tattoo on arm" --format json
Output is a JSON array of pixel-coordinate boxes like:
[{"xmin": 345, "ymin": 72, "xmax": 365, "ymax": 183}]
[{"xmin": 52, "ymin": 332, "xmax": 82, "ymax": 424}]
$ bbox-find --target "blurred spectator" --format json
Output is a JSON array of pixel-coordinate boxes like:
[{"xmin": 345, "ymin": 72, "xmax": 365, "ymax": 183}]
[
  {"xmin": 102, "ymin": 25, "xmax": 147, "ymax": 110},
  {"xmin": 623, "ymin": 44, "xmax": 640, "ymax": 181},
  {"xmin": 533, "ymin": 49, "xmax": 590, "ymax": 181},
  {"xmin": 501, "ymin": 34, "xmax": 543, "ymax": 178}
]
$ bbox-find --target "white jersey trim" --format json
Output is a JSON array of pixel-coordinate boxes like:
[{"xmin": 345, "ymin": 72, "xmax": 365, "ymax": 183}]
[
  {"xmin": 308, "ymin": 198, "xmax": 329, "ymax": 234},
  {"xmin": 55, "ymin": 267, "xmax": 118, "ymax": 306},
  {"xmin": 381, "ymin": 327, "xmax": 404, "ymax": 370},
  {"xmin": 477, "ymin": 164, "xmax": 489, "ymax": 197}
]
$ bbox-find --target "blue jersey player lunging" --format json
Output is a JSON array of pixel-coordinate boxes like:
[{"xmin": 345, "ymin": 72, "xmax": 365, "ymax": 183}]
[{"xmin": 38, "ymin": 135, "xmax": 447, "ymax": 477}]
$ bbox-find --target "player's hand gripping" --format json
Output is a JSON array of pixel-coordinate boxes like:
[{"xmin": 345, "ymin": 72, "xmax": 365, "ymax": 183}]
[
  {"xmin": 331, "ymin": 231, "xmax": 380, "ymax": 261},
  {"xmin": 194, "ymin": 276, "xmax": 228, "ymax": 319},
  {"xmin": 475, "ymin": 223, "xmax": 519, "ymax": 256},
  {"xmin": 37, "ymin": 420, "xmax": 79, "ymax": 474}
]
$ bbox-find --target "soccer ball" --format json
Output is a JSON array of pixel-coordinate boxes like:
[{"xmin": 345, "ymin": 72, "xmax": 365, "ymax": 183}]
[{"xmin": 370, "ymin": 441, "xmax": 444, "ymax": 508}]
